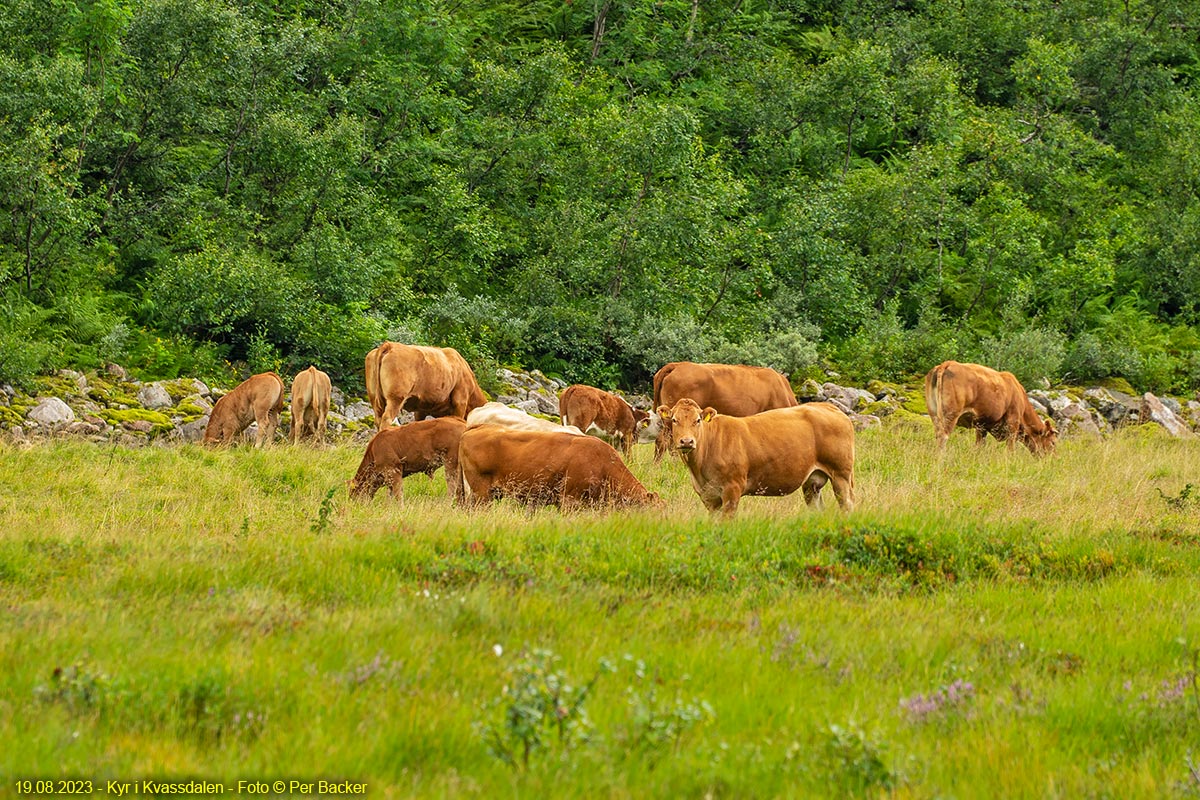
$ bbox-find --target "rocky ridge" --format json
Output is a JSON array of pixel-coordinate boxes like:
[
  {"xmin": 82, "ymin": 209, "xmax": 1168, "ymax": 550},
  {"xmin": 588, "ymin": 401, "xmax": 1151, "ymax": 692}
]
[{"xmin": 1, "ymin": 365, "xmax": 1197, "ymax": 446}]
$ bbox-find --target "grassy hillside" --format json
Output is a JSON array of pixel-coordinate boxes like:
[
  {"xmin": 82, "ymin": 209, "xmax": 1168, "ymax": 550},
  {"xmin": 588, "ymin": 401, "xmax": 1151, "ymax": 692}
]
[{"xmin": 3, "ymin": 421, "xmax": 1200, "ymax": 797}]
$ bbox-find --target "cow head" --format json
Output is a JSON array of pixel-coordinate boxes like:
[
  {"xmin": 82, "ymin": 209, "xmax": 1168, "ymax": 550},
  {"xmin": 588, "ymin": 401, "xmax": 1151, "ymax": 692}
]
[
  {"xmin": 1023, "ymin": 416, "xmax": 1058, "ymax": 456},
  {"xmin": 635, "ymin": 408, "xmax": 662, "ymax": 444},
  {"xmin": 658, "ymin": 398, "xmax": 717, "ymax": 454}
]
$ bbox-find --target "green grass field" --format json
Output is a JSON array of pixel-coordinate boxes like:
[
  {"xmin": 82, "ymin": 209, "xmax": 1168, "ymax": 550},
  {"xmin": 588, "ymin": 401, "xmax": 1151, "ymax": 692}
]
[{"xmin": 3, "ymin": 420, "xmax": 1200, "ymax": 798}]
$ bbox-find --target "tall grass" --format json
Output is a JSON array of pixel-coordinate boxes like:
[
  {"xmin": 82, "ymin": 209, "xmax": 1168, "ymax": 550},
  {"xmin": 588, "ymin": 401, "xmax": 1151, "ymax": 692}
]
[{"xmin": 2, "ymin": 422, "xmax": 1199, "ymax": 797}]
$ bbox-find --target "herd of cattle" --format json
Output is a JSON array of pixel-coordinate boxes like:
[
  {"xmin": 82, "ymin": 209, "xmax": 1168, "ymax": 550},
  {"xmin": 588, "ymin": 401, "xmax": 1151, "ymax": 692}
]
[{"xmin": 201, "ymin": 342, "xmax": 1060, "ymax": 516}]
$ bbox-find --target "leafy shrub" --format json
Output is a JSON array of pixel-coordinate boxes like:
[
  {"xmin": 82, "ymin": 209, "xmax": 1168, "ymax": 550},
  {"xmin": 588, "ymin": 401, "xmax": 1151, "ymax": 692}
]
[
  {"xmin": 824, "ymin": 723, "xmax": 897, "ymax": 792},
  {"xmin": 615, "ymin": 313, "xmax": 820, "ymax": 385},
  {"xmin": 977, "ymin": 326, "xmax": 1066, "ymax": 386},
  {"xmin": 835, "ymin": 303, "xmax": 968, "ymax": 383},
  {"xmin": 0, "ymin": 295, "xmax": 54, "ymax": 388},
  {"xmin": 476, "ymin": 648, "xmax": 606, "ymax": 770}
]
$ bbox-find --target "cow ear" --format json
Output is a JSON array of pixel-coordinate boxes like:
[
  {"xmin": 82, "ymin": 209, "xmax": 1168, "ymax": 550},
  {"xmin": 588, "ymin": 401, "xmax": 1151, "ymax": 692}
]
[
  {"xmin": 702, "ymin": 407, "xmax": 717, "ymax": 422},
  {"xmin": 657, "ymin": 405, "xmax": 671, "ymax": 421}
]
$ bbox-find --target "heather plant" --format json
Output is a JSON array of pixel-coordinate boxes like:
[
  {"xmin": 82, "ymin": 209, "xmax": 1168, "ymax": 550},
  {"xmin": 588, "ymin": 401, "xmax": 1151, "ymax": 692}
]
[{"xmin": 899, "ymin": 678, "xmax": 977, "ymax": 724}]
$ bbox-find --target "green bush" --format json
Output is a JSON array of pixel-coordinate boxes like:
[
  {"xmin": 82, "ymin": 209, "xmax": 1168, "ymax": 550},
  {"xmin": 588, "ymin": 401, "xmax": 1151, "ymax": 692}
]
[{"xmin": 977, "ymin": 326, "xmax": 1066, "ymax": 386}]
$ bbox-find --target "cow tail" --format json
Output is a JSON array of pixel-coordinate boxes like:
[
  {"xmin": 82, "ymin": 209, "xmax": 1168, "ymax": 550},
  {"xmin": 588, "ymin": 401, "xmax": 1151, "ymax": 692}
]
[
  {"xmin": 652, "ymin": 363, "xmax": 675, "ymax": 410},
  {"xmin": 559, "ymin": 384, "xmax": 573, "ymax": 427},
  {"xmin": 370, "ymin": 344, "xmax": 387, "ymax": 418},
  {"xmin": 924, "ymin": 364, "xmax": 943, "ymax": 423}
]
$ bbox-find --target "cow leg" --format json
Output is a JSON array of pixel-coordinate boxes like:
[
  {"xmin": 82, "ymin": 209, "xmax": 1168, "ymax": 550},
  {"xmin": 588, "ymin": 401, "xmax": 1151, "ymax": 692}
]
[
  {"xmin": 719, "ymin": 483, "xmax": 743, "ymax": 517},
  {"xmin": 387, "ymin": 469, "xmax": 405, "ymax": 502},
  {"xmin": 802, "ymin": 472, "xmax": 829, "ymax": 508},
  {"xmin": 653, "ymin": 431, "xmax": 669, "ymax": 463},
  {"xmin": 829, "ymin": 472, "xmax": 855, "ymax": 511},
  {"xmin": 255, "ymin": 408, "xmax": 276, "ymax": 448},
  {"xmin": 381, "ymin": 397, "xmax": 406, "ymax": 429}
]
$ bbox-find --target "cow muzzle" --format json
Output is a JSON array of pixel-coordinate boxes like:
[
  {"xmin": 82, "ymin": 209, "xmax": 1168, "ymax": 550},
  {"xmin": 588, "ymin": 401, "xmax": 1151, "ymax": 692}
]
[{"xmin": 676, "ymin": 437, "xmax": 696, "ymax": 452}]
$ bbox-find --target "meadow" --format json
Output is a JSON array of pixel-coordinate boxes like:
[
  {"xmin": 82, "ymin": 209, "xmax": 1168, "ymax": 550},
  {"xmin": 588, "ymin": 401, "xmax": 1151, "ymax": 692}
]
[{"xmin": 2, "ymin": 418, "xmax": 1200, "ymax": 798}]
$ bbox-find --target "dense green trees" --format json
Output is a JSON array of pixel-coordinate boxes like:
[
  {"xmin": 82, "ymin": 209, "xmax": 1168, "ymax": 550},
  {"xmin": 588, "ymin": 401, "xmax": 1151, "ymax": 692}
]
[{"xmin": 2, "ymin": 0, "xmax": 1199, "ymax": 392}]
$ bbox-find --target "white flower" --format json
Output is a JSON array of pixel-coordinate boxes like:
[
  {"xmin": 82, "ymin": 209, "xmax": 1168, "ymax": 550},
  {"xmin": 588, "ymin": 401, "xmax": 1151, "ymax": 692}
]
[{"xmin": 493, "ymin": 644, "xmax": 503, "ymax": 657}]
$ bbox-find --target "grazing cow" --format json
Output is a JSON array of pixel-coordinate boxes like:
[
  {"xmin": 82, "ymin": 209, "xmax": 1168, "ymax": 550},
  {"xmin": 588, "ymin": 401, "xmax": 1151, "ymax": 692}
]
[
  {"xmin": 467, "ymin": 402, "xmax": 585, "ymax": 435},
  {"xmin": 366, "ymin": 342, "xmax": 488, "ymax": 429},
  {"xmin": 658, "ymin": 398, "xmax": 855, "ymax": 516},
  {"xmin": 290, "ymin": 365, "xmax": 332, "ymax": 445},
  {"xmin": 204, "ymin": 372, "xmax": 285, "ymax": 447},
  {"xmin": 559, "ymin": 384, "xmax": 652, "ymax": 458},
  {"xmin": 349, "ymin": 417, "xmax": 467, "ymax": 502},
  {"xmin": 458, "ymin": 426, "xmax": 659, "ymax": 509},
  {"xmin": 651, "ymin": 362, "xmax": 796, "ymax": 461},
  {"xmin": 924, "ymin": 361, "xmax": 1057, "ymax": 455}
]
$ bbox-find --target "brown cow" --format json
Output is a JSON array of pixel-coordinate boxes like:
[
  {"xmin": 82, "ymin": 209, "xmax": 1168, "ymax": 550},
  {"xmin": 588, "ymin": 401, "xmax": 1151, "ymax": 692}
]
[
  {"xmin": 204, "ymin": 372, "xmax": 285, "ymax": 447},
  {"xmin": 458, "ymin": 426, "xmax": 659, "ymax": 510},
  {"xmin": 558, "ymin": 384, "xmax": 651, "ymax": 458},
  {"xmin": 349, "ymin": 417, "xmax": 467, "ymax": 502},
  {"xmin": 290, "ymin": 365, "xmax": 332, "ymax": 445},
  {"xmin": 651, "ymin": 362, "xmax": 797, "ymax": 462},
  {"xmin": 365, "ymin": 342, "xmax": 488, "ymax": 429},
  {"xmin": 924, "ymin": 361, "xmax": 1057, "ymax": 455},
  {"xmin": 658, "ymin": 398, "xmax": 855, "ymax": 516}
]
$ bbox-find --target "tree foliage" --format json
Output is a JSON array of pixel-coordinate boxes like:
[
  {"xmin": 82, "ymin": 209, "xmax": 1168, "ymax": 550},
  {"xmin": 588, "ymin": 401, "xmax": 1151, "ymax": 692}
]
[{"xmin": 3, "ymin": 0, "xmax": 1200, "ymax": 391}]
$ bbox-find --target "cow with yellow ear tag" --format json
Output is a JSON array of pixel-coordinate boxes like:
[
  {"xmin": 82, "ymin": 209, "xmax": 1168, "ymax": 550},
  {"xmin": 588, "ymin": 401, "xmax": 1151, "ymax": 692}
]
[{"xmin": 659, "ymin": 398, "xmax": 855, "ymax": 517}]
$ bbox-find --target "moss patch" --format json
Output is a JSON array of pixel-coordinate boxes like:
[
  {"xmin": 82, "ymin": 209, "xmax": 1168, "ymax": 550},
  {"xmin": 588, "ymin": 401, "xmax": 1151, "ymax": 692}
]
[
  {"xmin": 0, "ymin": 405, "xmax": 24, "ymax": 427},
  {"xmin": 1099, "ymin": 377, "xmax": 1138, "ymax": 396},
  {"xmin": 97, "ymin": 408, "xmax": 175, "ymax": 436}
]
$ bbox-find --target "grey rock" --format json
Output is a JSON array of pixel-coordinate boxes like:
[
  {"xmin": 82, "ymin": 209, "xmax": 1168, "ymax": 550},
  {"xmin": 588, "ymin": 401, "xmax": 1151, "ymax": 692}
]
[
  {"xmin": 514, "ymin": 399, "xmax": 541, "ymax": 416},
  {"xmin": 173, "ymin": 417, "xmax": 210, "ymax": 443},
  {"xmin": 1140, "ymin": 393, "xmax": 1192, "ymax": 438},
  {"xmin": 1028, "ymin": 390, "xmax": 1072, "ymax": 414},
  {"xmin": 1055, "ymin": 402, "xmax": 1101, "ymax": 437},
  {"xmin": 181, "ymin": 394, "xmax": 213, "ymax": 413},
  {"xmin": 138, "ymin": 383, "xmax": 174, "ymax": 410},
  {"xmin": 797, "ymin": 378, "xmax": 823, "ymax": 401},
  {"xmin": 122, "ymin": 419, "xmax": 154, "ymax": 434},
  {"xmin": 330, "ymin": 386, "xmax": 346, "ymax": 412},
  {"xmin": 188, "ymin": 379, "xmax": 210, "ymax": 398},
  {"xmin": 104, "ymin": 363, "xmax": 128, "ymax": 380},
  {"xmin": 27, "ymin": 397, "xmax": 75, "ymax": 426},
  {"xmin": 342, "ymin": 401, "xmax": 374, "ymax": 423},
  {"xmin": 1161, "ymin": 396, "xmax": 1182, "ymax": 415},
  {"xmin": 850, "ymin": 414, "xmax": 881, "ymax": 431},
  {"xmin": 1085, "ymin": 387, "xmax": 1139, "ymax": 427},
  {"xmin": 1027, "ymin": 397, "xmax": 1049, "ymax": 417},
  {"xmin": 59, "ymin": 369, "xmax": 87, "ymax": 392},
  {"xmin": 494, "ymin": 394, "xmax": 522, "ymax": 406}
]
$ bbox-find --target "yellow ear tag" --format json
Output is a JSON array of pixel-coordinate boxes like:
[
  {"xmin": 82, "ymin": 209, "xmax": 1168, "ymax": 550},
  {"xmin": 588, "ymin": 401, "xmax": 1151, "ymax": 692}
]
[{"xmin": 703, "ymin": 411, "xmax": 714, "ymax": 422}]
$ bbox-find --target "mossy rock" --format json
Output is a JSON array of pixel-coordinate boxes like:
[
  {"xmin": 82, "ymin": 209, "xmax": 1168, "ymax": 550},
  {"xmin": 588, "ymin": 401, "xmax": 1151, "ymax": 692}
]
[
  {"xmin": 97, "ymin": 408, "xmax": 175, "ymax": 435},
  {"xmin": 862, "ymin": 399, "xmax": 897, "ymax": 417},
  {"xmin": 175, "ymin": 401, "xmax": 209, "ymax": 418},
  {"xmin": 34, "ymin": 375, "xmax": 81, "ymax": 398},
  {"xmin": 901, "ymin": 394, "xmax": 929, "ymax": 415},
  {"xmin": 865, "ymin": 379, "xmax": 906, "ymax": 399},
  {"xmin": 0, "ymin": 405, "xmax": 24, "ymax": 428},
  {"xmin": 1099, "ymin": 377, "xmax": 1138, "ymax": 396}
]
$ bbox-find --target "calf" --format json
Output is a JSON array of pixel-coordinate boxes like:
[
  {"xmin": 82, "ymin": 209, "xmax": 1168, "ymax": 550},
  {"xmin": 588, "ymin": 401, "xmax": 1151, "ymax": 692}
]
[
  {"xmin": 659, "ymin": 398, "xmax": 855, "ymax": 516},
  {"xmin": 349, "ymin": 417, "xmax": 467, "ymax": 502},
  {"xmin": 204, "ymin": 372, "xmax": 285, "ymax": 447},
  {"xmin": 290, "ymin": 365, "xmax": 332, "ymax": 445},
  {"xmin": 559, "ymin": 384, "xmax": 652, "ymax": 458}
]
